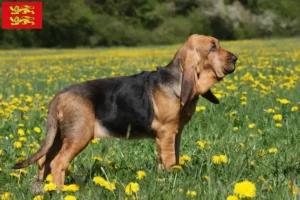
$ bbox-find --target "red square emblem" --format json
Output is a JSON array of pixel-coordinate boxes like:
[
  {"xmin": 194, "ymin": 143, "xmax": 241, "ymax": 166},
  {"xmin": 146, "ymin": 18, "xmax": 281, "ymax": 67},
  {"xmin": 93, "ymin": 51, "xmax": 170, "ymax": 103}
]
[{"xmin": 2, "ymin": 2, "xmax": 42, "ymax": 29}]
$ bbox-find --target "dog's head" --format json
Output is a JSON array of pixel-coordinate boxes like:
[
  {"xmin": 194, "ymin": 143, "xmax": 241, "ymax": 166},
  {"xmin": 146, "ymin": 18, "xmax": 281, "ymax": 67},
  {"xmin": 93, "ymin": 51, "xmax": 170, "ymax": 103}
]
[{"xmin": 174, "ymin": 34, "xmax": 237, "ymax": 106}]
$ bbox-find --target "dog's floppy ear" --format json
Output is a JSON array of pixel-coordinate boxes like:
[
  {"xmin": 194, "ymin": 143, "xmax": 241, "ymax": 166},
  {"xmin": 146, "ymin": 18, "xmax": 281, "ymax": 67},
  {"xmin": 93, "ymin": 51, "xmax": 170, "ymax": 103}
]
[
  {"xmin": 180, "ymin": 50, "xmax": 198, "ymax": 106},
  {"xmin": 201, "ymin": 89, "xmax": 220, "ymax": 104}
]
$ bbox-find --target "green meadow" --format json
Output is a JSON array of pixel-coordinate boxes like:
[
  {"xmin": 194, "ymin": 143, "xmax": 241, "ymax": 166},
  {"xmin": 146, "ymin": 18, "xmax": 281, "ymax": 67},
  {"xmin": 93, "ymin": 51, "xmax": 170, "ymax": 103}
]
[{"xmin": 0, "ymin": 38, "xmax": 300, "ymax": 199}]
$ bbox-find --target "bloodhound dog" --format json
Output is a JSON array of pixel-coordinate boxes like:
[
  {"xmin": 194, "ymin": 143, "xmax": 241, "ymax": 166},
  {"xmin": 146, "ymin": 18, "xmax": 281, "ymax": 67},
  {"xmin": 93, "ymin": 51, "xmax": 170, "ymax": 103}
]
[{"xmin": 13, "ymin": 34, "xmax": 237, "ymax": 189}]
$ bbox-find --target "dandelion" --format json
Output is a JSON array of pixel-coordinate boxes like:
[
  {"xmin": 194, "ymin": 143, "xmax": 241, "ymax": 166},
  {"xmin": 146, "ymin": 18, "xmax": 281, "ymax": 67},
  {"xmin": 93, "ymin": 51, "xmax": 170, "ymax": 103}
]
[
  {"xmin": 62, "ymin": 184, "xmax": 79, "ymax": 192},
  {"xmin": 241, "ymin": 101, "xmax": 247, "ymax": 105},
  {"xmin": 10, "ymin": 173, "xmax": 20, "ymax": 178},
  {"xmin": 196, "ymin": 106, "xmax": 206, "ymax": 112},
  {"xmin": 125, "ymin": 182, "xmax": 139, "ymax": 195},
  {"xmin": 212, "ymin": 155, "xmax": 227, "ymax": 164},
  {"xmin": 234, "ymin": 181, "xmax": 256, "ymax": 198},
  {"xmin": 273, "ymin": 114, "xmax": 282, "ymax": 121},
  {"xmin": 197, "ymin": 140, "xmax": 210, "ymax": 148},
  {"xmin": 46, "ymin": 174, "xmax": 52, "ymax": 182},
  {"xmin": 203, "ymin": 175, "xmax": 210, "ymax": 182},
  {"xmin": 33, "ymin": 195, "xmax": 44, "ymax": 200},
  {"xmin": 43, "ymin": 182, "xmax": 57, "ymax": 192},
  {"xmin": 0, "ymin": 149, "xmax": 2, "ymax": 156},
  {"xmin": 268, "ymin": 148, "xmax": 278, "ymax": 153},
  {"xmin": 288, "ymin": 180, "xmax": 296, "ymax": 196},
  {"xmin": 267, "ymin": 108, "xmax": 275, "ymax": 113},
  {"xmin": 93, "ymin": 176, "xmax": 116, "ymax": 191},
  {"xmin": 171, "ymin": 165, "xmax": 183, "ymax": 171},
  {"xmin": 186, "ymin": 190, "xmax": 197, "ymax": 197},
  {"xmin": 239, "ymin": 143, "xmax": 245, "ymax": 148},
  {"xmin": 136, "ymin": 170, "xmax": 146, "ymax": 180},
  {"xmin": 179, "ymin": 155, "xmax": 191, "ymax": 165},
  {"xmin": 248, "ymin": 123, "xmax": 255, "ymax": 129},
  {"xmin": 0, "ymin": 168, "xmax": 2, "ymax": 172},
  {"xmin": 277, "ymin": 99, "xmax": 290, "ymax": 104},
  {"xmin": 226, "ymin": 195, "xmax": 239, "ymax": 200},
  {"xmin": 17, "ymin": 129, "xmax": 25, "ymax": 136},
  {"xmin": 91, "ymin": 139, "xmax": 99, "ymax": 144},
  {"xmin": 93, "ymin": 156, "xmax": 103, "ymax": 161},
  {"xmin": 249, "ymin": 161, "xmax": 255, "ymax": 167},
  {"xmin": 291, "ymin": 106, "xmax": 298, "ymax": 112},
  {"xmin": 275, "ymin": 123, "xmax": 283, "ymax": 127},
  {"xmin": 233, "ymin": 127, "xmax": 239, "ymax": 131},
  {"xmin": 157, "ymin": 178, "xmax": 165, "ymax": 182},
  {"xmin": 64, "ymin": 196, "xmax": 76, "ymax": 200},
  {"xmin": 34, "ymin": 127, "xmax": 41, "ymax": 133},
  {"xmin": 13, "ymin": 141, "xmax": 22, "ymax": 148},
  {"xmin": 1, "ymin": 192, "xmax": 12, "ymax": 200}
]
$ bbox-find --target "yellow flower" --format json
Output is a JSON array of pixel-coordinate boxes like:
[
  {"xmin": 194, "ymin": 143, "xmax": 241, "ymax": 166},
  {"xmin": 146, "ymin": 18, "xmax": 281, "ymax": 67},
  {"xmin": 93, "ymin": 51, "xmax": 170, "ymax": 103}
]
[
  {"xmin": 1, "ymin": 192, "xmax": 12, "ymax": 200},
  {"xmin": 186, "ymin": 190, "xmax": 197, "ymax": 197},
  {"xmin": 157, "ymin": 178, "xmax": 165, "ymax": 182},
  {"xmin": 13, "ymin": 141, "xmax": 22, "ymax": 148},
  {"xmin": 93, "ymin": 176, "xmax": 116, "ymax": 191},
  {"xmin": 291, "ymin": 106, "xmax": 298, "ymax": 112},
  {"xmin": 91, "ymin": 139, "xmax": 99, "ymax": 144},
  {"xmin": 19, "ymin": 137, "xmax": 27, "ymax": 143},
  {"xmin": 17, "ymin": 129, "xmax": 25, "ymax": 136},
  {"xmin": 46, "ymin": 174, "xmax": 52, "ymax": 182},
  {"xmin": 64, "ymin": 196, "xmax": 76, "ymax": 200},
  {"xmin": 226, "ymin": 195, "xmax": 239, "ymax": 200},
  {"xmin": 267, "ymin": 108, "xmax": 275, "ymax": 113},
  {"xmin": 288, "ymin": 180, "xmax": 297, "ymax": 196},
  {"xmin": 248, "ymin": 123, "xmax": 255, "ymax": 129},
  {"xmin": 241, "ymin": 101, "xmax": 247, "ymax": 105},
  {"xmin": 93, "ymin": 176, "xmax": 106, "ymax": 186},
  {"xmin": 33, "ymin": 195, "xmax": 44, "ymax": 200},
  {"xmin": 62, "ymin": 184, "xmax": 79, "ymax": 192},
  {"xmin": 197, "ymin": 140, "xmax": 210, "ymax": 148},
  {"xmin": 179, "ymin": 155, "xmax": 191, "ymax": 165},
  {"xmin": 196, "ymin": 106, "xmax": 206, "ymax": 112},
  {"xmin": 43, "ymin": 182, "xmax": 57, "ymax": 192},
  {"xmin": 136, "ymin": 170, "xmax": 146, "ymax": 180},
  {"xmin": 18, "ymin": 123, "xmax": 24, "ymax": 127},
  {"xmin": 249, "ymin": 161, "xmax": 255, "ymax": 167},
  {"xmin": 234, "ymin": 181, "xmax": 256, "ymax": 198},
  {"xmin": 93, "ymin": 156, "xmax": 103, "ymax": 161},
  {"xmin": 233, "ymin": 127, "xmax": 239, "ymax": 131},
  {"xmin": 239, "ymin": 143, "xmax": 245, "ymax": 148},
  {"xmin": 125, "ymin": 182, "xmax": 139, "ymax": 195},
  {"xmin": 268, "ymin": 148, "xmax": 278, "ymax": 153},
  {"xmin": 34, "ymin": 127, "xmax": 41, "ymax": 133},
  {"xmin": 212, "ymin": 155, "xmax": 227, "ymax": 164},
  {"xmin": 275, "ymin": 123, "xmax": 283, "ymax": 127},
  {"xmin": 17, "ymin": 169, "xmax": 27, "ymax": 174},
  {"xmin": 277, "ymin": 98, "xmax": 290, "ymax": 104},
  {"xmin": 10, "ymin": 173, "xmax": 20, "ymax": 178},
  {"xmin": 0, "ymin": 168, "xmax": 2, "ymax": 172},
  {"xmin": 0, "ymin": 149, "xmax": 2, "ymax": 156},
  {"xmin": 171, "ymin": 165, "xmax": 183, "ymax": 171},
  {"xmin": 203, "ymin": 175, "xmax": 210, "ymax": 182},
  {"xmin": 219, "ymin": 155, "xmax": 227, "ymax": 163},
  {"xmin": 273, "ymin": 114, "xmax": 282, "ymax": 121}
]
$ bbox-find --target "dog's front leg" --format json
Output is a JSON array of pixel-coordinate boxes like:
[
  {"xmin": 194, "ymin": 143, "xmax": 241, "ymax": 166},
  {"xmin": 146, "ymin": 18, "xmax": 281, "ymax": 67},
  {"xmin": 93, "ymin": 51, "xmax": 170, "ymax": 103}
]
[{"xmin": 155, "ymin": 124, "xmax": 180, "ymax": 171}]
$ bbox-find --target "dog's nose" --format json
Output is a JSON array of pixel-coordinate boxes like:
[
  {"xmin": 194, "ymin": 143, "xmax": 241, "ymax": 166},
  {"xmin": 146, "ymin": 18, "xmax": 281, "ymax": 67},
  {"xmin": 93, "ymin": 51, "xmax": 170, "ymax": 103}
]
[{"xmin": 231, "ymin": 54, "xmax": 238, "ymax": 64}]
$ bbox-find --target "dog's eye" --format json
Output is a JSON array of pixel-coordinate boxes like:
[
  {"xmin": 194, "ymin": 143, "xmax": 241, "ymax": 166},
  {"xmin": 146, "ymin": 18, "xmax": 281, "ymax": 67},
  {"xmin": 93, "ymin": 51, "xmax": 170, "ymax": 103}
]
[{"xmin": 210, "ymin": 44, "xmax": 217, "ymax": 52}]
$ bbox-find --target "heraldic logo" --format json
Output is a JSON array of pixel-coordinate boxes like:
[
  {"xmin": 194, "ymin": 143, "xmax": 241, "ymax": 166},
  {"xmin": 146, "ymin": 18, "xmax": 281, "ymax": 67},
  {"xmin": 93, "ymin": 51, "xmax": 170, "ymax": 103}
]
[{"xmin": 2, "ymin": 2, "xmax": 42, "ymax": 29}]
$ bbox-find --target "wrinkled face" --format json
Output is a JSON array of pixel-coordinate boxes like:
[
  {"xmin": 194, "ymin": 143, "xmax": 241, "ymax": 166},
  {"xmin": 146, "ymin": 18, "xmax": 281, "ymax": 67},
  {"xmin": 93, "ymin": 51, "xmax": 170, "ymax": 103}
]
[
  {"xmin": 197, "ymin": 36, "xmax": 237, "ymax": 81},
  {"xmin": 179, "ymin": 34, "xmax": 238, "ymax": 106}
]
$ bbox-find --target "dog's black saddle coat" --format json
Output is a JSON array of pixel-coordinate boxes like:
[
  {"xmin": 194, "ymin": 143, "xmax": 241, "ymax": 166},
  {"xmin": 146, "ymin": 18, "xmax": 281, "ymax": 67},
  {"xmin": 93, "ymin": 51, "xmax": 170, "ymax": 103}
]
[{"xmin": 62, "ymin": 67, "xmax": 176, "ymax": 138}]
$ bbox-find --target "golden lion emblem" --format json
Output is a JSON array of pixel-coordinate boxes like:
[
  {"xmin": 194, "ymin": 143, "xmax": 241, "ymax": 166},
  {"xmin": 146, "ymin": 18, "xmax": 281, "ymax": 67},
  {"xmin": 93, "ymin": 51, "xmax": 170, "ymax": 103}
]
[
  {"xmin": 10, "ymin": 5, "xmax": 35, "ymax": 15},
  {"xmin": 10, "ymin": 16, "xmax": 35, "ymax": 26}
]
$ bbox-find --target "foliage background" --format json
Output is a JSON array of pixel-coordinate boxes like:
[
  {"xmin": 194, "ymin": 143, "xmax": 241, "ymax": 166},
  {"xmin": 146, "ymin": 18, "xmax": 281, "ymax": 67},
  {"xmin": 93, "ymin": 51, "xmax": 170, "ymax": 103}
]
[{"xmin": 0, "ymin": 0, "xmax": 300, "ymax": 48}]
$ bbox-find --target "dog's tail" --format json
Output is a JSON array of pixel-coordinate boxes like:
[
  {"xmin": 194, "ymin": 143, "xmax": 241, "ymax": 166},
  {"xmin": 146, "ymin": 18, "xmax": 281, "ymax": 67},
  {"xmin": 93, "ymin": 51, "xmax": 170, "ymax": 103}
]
[{"xmin": 12, "ymin": 96, "xmax": 59, "ymax": 169}]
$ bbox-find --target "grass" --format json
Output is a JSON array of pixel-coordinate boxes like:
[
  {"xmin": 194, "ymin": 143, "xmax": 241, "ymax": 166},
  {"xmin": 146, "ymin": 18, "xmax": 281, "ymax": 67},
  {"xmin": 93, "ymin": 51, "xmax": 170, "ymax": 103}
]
[{"xmin": 0, "ymin": 38, "xmax": 300, "ymax": 200}]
